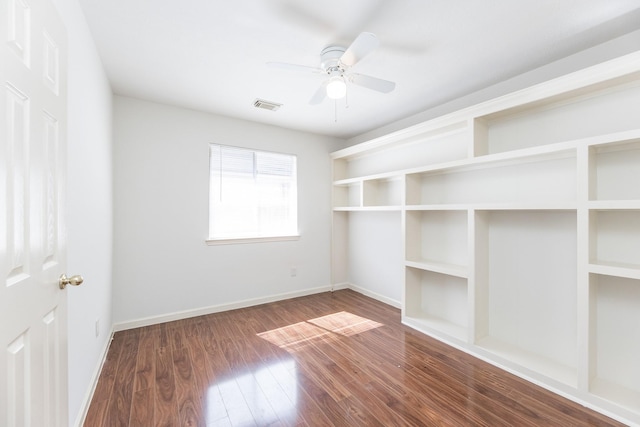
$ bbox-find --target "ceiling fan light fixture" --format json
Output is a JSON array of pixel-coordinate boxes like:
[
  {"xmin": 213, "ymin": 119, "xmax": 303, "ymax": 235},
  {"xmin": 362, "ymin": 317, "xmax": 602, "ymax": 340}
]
[{"xmin": 326, "ymin": 76, "xmax": 346, "ymax": 99}]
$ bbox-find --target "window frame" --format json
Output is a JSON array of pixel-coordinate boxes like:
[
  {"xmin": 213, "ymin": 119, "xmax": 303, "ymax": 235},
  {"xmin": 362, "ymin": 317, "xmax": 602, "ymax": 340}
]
[{"xmin": 206, "ymin": 144, "xmax": 300, "ymax": 245}]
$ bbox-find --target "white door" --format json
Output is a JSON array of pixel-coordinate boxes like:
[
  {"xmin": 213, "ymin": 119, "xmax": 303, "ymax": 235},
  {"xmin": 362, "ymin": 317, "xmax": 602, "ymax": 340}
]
[{"xmin": 1, "ymin": 0, "xmax": 71, "ymax": 425}]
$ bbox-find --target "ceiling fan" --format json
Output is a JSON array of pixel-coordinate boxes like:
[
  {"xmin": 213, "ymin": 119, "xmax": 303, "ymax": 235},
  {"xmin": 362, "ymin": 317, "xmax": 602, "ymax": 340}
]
[{"xmin": 268, "ymin": 32, "xmax": 396, "ymax": 105}]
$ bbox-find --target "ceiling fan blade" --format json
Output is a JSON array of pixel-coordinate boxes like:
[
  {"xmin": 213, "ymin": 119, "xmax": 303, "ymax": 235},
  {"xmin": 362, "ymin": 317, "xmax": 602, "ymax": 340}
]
[
  {"xmin": 350, "ymin": 73, "xmax": 396, "ymax": 93},
  {"xmin": 309, "ymin": 81, "xmax": 328, "ymax": 105},
  {"xmin": 267, "ymin": 62, "xmax": 324, "ymax": 74},
  {"xmin": 340, "ymin": 32, "xmax": 379, "ymax": 67}
]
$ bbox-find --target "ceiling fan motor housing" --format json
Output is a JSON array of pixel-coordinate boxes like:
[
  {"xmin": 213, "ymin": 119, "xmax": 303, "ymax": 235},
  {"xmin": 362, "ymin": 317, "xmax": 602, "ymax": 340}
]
[{"xmin": 320, "ymin": 45, "xmax": 347, "ymax": 72}]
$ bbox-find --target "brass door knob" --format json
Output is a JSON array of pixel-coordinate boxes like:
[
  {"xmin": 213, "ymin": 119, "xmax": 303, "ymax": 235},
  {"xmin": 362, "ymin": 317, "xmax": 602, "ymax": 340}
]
[{"xmin": 59, "ymin": 274, "xmax": 84, "ymax": 289}]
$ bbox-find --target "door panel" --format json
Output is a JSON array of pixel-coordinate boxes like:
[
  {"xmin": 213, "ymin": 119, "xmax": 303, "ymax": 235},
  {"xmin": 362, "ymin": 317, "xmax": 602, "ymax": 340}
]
[{"xmin": 1, "ymin": 0, "xmax": 68, "ymax": 425}]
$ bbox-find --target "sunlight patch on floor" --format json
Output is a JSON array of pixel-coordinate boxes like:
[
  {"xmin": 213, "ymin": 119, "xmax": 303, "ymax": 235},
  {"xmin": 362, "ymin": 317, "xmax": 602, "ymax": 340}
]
[
  {"xmin": 257, "ymin": 311, "xmax": 384, "ymax": 352},
  {"xmin": 308, "ymin": 311, "xmax": 384, "ymax": 337}
]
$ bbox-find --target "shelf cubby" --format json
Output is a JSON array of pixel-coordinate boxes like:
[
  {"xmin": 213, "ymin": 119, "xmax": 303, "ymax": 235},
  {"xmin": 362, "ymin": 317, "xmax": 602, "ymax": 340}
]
[
  {"xmin": 404, "ymin": 267, "xmax": 468, "ymax": 342},
  {"xmin": 363, "ymin": 176, "xmax": 403, "ymax": 207},
  {"xmin": 589, "ymin": 209, "xmax": 640, "ymax": 271},
  {"xmin": 405, "ymin": 209, "xmax": 468, "ymax": 274},
  {"xmin": 475, "ymin": 210, "xmax": 578, "ymax": 386},
  {"xmin": 405, "ymin": 155, "xmax": 576, "ymax": 206},
  {"xmin": 475, "ymin": 80, "xmax": 640, "ymax": 156},
  {"xmin": 332, "ymin": 181, "xmax": 361, "ymax": 208},
  {"xmin": 590, "ymin": 274, "xmax": 640, "ymax": 413},
  {"xmin": 331, "ymin": 121, "xmax": 468, "ymax": 181},
  {"xmin": 589, "ymin": 138, "xmax": 640, "ymax": 201}
]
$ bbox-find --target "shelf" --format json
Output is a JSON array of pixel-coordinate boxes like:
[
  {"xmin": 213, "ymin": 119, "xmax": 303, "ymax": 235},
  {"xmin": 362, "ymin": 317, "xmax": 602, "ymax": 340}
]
[
  {"xmin": 478, "ymin": 336, "xmax": 577, "ymax": 387},
  {"xmin": 591, "ymin": 275, "xmax": 640, "ymax": 413},
  {"xmin": 590, "ymin": 210, "xmax": 640, "ymax": 270},
  {"xmin": 588, "ymin": 200, "xmax": 640, "ymax": 210},
  {"xmin": 334, "ymin": 128, "xmax": 640, "ymax": 192},
  {"xmin": 407, "ymin": 202, "xmax": 577, "ymax": 211},
  {"xmin": 331, "ymin": 120, "xmax": 468, "ymax": 160},
  {"xmin": 406, "ymin": 204, "xmax": 468, "ymax": 211},
  {"xmin": 333, "ymin": 206, "xmax": 402, "ymax": 212},
  {"xmin": 400, "ymin": 139, "xmax": 576, "ymax": 179},
  {"xmin": 475, "ymin": 79, "xmax": 640, "ymax": 156},
  {"xmin": 406, "ymin": 154, "xmax": 576, "ymax": 205},
  {"xmin": 403, "ymin": 314, "xmax": 467, "ymax": 343},
  {"xmin": 405, "ymin": 267, "xmax": 468, "ymax": 342},
  {"xmin": 405, "ymin": 210, "xmax": 468, "ymax": 269},
  {"xmin": 363, "ymin": 176, "xmax": 403, "ymax": 207},
  {"xmin": 589, "ymin": 137, "xmax": 640, "ymax": 201},
  {"xmin": 591, "ymin": 379, "xmax": 640, "ymax": 414},
  {"xmin": 332, "ymin": 182, "xmax": 361, "ymax": 208},
  {"xmin": 333, "ymin": 170, "xmax": 401, "ymax": 186},
  {"xmin": 405, "ymin": 260, "xmax": 468, "ymax": 279},
  {"xmin": 589, "ymin": 263, "xmax": 640, "ymax": 280},
  {"xmin": 331, "ymin": 121, "xmax": 468, "ymax": 181}
]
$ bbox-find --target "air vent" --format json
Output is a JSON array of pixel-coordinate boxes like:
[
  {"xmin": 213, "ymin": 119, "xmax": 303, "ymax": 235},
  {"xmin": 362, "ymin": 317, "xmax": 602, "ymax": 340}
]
[{"xmin": 253, "ymin": 99, "xmax": 282, "ymax": 111}]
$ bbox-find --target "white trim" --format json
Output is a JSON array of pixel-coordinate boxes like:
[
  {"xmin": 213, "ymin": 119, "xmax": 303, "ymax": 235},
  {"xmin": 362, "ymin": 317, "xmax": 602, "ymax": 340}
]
[
  {"xmin": 347, "ymin": 282, "xmax": 402, "ymax": 309},
  {"xmin": 113, "ymin": 284, "xmax": 333, "ymax": 331},
  {"xmin": 112, "ymin": 282, "xmax": 401, "ymax": 331},
  {"xmin": 205, "ymin": 234, "xmax": 300, "ymax": 246},
  {"xmin": 73, "ymin": 328, "xmax": 115, "ymax": 427},
  {"xmin": 330, "ymin": 282, "xmax": 350, "ymax": 291}
]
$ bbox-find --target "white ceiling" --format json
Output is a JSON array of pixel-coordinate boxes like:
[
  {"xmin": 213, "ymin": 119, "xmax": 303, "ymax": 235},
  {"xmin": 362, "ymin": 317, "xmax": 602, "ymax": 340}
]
[{"xmin": 78, "ymin": 0, "xmax": 640, "ymax": 139}]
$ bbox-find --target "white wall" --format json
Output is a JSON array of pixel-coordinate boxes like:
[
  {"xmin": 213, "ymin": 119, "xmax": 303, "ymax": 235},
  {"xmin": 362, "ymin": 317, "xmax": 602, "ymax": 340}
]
[
  {"xmin": 112, "ymin": 96, "xmax": 344, "ymax": 325},
  {"xmin": 49, "ymin": 0, "xmax": 114, "ymax": 426},
  {"xmin": 347, "ymin": 212, "xmax": 403, "ymax": 306}
]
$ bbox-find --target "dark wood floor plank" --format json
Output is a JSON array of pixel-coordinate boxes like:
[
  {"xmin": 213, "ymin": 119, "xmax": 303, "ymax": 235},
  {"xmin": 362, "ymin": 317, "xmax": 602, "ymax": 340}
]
[
  {"xmin": 84, "ymin": 290, "xmax": 627, "ymax": 427},
  {"xmin": 129, "ymin": 388, "xmax": 153, "ymax": 427},
  {"xmin": 83, "ymin": 396, "xmax": 110, "ymax": 427},
  {"xmin": 294, "ymin": 367, "xmax": 352, "ymax": 426},
  {"xmin": 266, "ymin": 358, "xmax": 335, "ymax": 427},
  {"xmin": 154, "ymin": 346, "xmax": 178, "ymax": 427},
  {"xmin": 103, "ymin": 329, "xmax": 140, "ymax": 427},
  {"xmin": 172, "ymin": 345, "xmax": 204, "ymax": 427},
  {"xmin": 133, "ymin": 326, "xmax": 156, "ymax": 392},
  {"xmin": 88, "ymin": 332, "xmax": 126, "ymax": 408}
]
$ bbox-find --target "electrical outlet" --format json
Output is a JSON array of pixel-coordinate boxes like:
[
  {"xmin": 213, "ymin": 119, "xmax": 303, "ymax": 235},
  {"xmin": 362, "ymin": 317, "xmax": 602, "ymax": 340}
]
[
  {"xmin": 95, "ymin": 319, "xmax": 100, "ymax": 338},
  {"xmin": 290, "ymin": 267, "xmax": 297, "ymax": 277}
]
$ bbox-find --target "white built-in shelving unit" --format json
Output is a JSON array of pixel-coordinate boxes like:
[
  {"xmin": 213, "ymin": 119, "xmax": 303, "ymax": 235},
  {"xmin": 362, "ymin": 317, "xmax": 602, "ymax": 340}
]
[{"xmin": 330, "ymin": 52, "xmax": 640, "ymax": 425}]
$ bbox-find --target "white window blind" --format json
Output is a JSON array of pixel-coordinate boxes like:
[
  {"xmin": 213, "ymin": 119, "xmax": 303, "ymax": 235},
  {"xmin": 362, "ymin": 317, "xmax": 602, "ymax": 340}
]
[{"xmin": 208, "ymin": 144, "xmax": 298, "ymax": 242}]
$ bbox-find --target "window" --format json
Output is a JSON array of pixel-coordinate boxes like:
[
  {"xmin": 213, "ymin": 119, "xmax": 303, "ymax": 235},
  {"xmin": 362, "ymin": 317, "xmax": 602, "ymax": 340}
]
[{"xmin": 208, "ymin": 144, "xmax": 298, "ymax": 244}]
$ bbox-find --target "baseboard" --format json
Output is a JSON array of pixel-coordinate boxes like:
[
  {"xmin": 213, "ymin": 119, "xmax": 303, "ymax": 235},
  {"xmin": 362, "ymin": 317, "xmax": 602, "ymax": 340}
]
[
  {"xmin": 113, "ymin": 284, "xmax": 337, "ymax": 331},
  {"xmin": 346, "ymin": 282, "xmax": 402, "ymax": 309},
  {"xmin": 73, "ymin": 327, "xmax": 115, "ymax": 427},
  {"xmin": 330, "ymin": 281, "xmax": 350, "ymax": 291}
]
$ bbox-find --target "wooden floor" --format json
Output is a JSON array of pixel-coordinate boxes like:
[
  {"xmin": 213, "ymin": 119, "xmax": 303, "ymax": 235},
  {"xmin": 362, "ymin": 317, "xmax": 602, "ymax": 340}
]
[{"xmin": 84, "ymin": 289, "xmax": 625, "ymax": 426}]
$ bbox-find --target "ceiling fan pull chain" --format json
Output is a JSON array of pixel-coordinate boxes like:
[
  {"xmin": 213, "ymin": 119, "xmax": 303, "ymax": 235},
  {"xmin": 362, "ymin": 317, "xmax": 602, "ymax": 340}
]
[
  {"xmin": 345, "ymin": 86, "xmax": 350, "ymax": 109},
  {"xmin": 334, "ymin": 99, "xmax": 338, "ymax": 123}
]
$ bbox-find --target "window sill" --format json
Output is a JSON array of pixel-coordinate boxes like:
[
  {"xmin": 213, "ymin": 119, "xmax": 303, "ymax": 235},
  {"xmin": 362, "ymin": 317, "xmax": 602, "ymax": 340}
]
[{"xmin": 205, "ymin": 234, "xmax": 300, "ymax": 246}]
